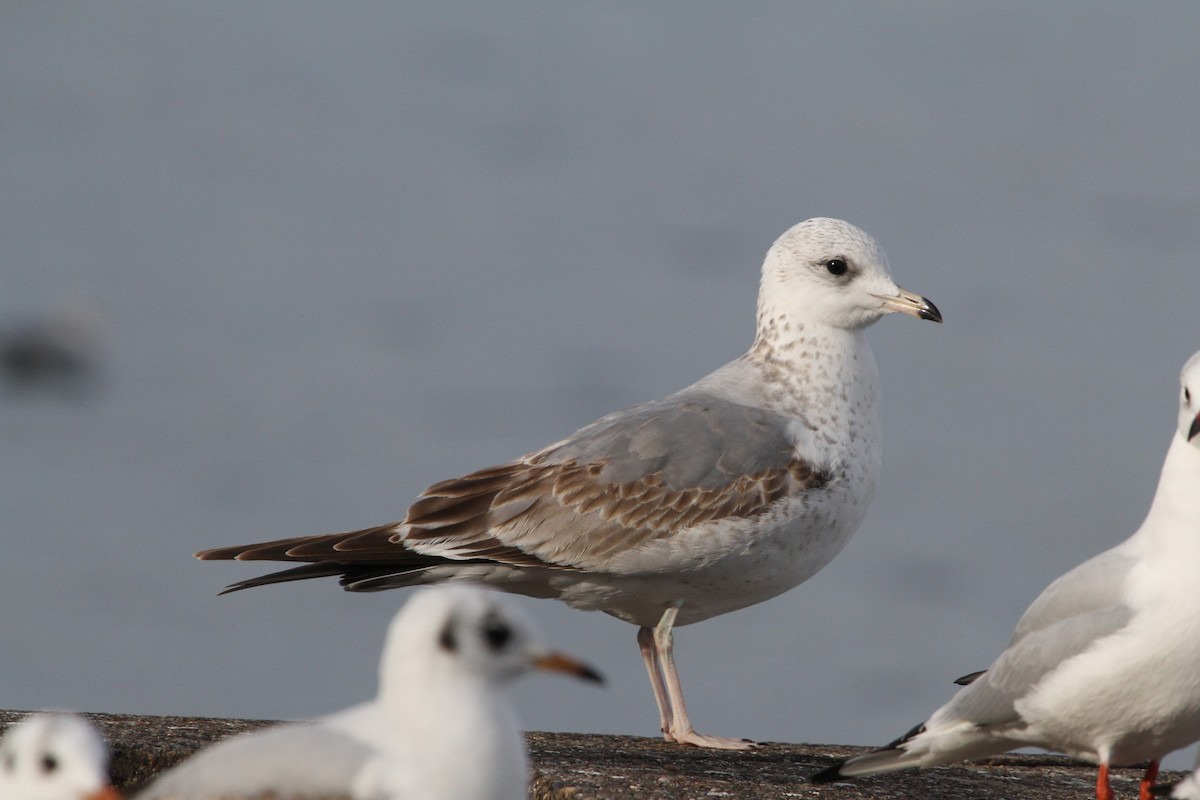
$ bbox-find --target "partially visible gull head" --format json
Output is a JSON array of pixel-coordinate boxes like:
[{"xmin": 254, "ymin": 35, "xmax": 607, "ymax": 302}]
[
  {"xmin": 1179, "ymin": 349, "xmax": 1200, "ymax": 445},
  {"xmin": 759, "ymin": 217, "xmax": 941, "ymax": 331},
  {"xmin": 0, "ymin": 714, "xmax": 118, "ymax": 800},
  {"xmin": 378, "ymin": 584, "xmax": 604, "ymax": 698}
]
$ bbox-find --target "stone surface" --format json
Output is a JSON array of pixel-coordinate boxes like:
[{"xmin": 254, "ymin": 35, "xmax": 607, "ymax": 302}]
[{"xmin": 0, "ymin": 711, "xmax": 1175, "ymax": 798}]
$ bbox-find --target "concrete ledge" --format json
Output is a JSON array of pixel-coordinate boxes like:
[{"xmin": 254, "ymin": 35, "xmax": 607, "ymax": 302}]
[{"xmin": 0, "ymin": 711, "xmax": 1174, "ymax": 798}]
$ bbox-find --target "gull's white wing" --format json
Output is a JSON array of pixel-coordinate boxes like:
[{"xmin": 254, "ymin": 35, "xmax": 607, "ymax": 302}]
[
  {"xmin": 938, "ymin": 549, "xmax": 1139, "ymax": 728},
  {"xmin": 137, "ymin": 723, "xmax": 373, "ymax": 800}
]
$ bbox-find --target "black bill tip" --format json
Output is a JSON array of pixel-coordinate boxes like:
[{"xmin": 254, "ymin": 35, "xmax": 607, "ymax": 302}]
[{"xmin": 918, "ymin": 297, "xmax": 943, "ymax": 324}]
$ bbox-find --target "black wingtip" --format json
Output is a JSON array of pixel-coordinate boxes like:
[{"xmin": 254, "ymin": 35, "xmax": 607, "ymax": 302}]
[
  {"xmin": 883, "ymin": 721, "xmax": 927, "ymax": 750},
  {"xmin": 809, "ymin": 762, "xmax": 848, "ymax": 784},
  {"xmin": 954, "ymin": 669, "xmax": 986, "ymax": 686}
]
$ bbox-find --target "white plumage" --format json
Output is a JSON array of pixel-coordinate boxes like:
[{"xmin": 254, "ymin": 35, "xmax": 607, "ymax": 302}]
[
  {"xmin": 814, "ymin": 350, "xmax": 1200, "ymax": 800},
  {"xmin": 0, "ymin": 713, "xmax": 119, "ymax": 800},
  {"xmin": 137, "ymin": 585, "xmax": 601, "ymax": 800}
]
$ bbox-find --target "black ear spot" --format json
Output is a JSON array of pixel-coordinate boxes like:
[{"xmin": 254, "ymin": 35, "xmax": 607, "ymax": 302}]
[
  {"xmin": 439, "ymin": 619, "xmax": 458, "ymax": 653},
  {"xmin": 482, "ymin": 615, "xmax": 512, "ymax": 651},
  {"xmin": 40, "ymin": 753, "xmax": 58, "ymax": 774}
]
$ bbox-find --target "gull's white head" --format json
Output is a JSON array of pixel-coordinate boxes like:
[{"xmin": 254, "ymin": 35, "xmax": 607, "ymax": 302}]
[
  {"xmin": 758, "ymin": 217, "xmax": 941, "ymax": 332},
  {"xmin": 1178, "ymin": 350, "xmax": 1200, "ymax": 447},
  {"xmin": 378, "ymin": 585, "xmax": 603, "ymax": 700},
  {"xmin": 0, "ymin": 714, "xmax": 118, "ymax": 800}
]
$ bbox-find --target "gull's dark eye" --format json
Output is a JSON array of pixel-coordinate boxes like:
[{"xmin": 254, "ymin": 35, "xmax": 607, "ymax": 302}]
[
  {"xmin": 1187, "ymin": 388, "xmax": 1192, "ymax": 404},
  {"xmin": 824, "ymin": 259, "xmax": 848, "ymax": 276},
  {"xmin": 438, "ymin": 619, "xmax": 458, "ymax": 653},
  {"xmin": 40, "ymin": 753, "xmax": 58, "ymax": 774},
  {"xmin": 482, "ymin": 618, "xmax": 512, "ymax": 651}
]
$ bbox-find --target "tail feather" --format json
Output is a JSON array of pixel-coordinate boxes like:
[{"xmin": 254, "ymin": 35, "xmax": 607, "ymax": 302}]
[
  {"xmin": 212, "ymin": 558, "xmax": 496, "ymax": 595},
  {"xmin": 195, "ymin": 527, "xmax": 407, "ymax": 563},
  {"xmin": 196, "ymin": 535, "xmax": 335, "ymax": 561},
  {"xmin": 216, "ymin": 562, "xmax": 355, "ymax": 594}
]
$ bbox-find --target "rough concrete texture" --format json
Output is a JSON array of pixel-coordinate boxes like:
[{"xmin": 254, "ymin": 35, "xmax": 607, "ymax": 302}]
[{"xmin": 0, "ymin": 711, "xmax": 1177, "ymax": 799}]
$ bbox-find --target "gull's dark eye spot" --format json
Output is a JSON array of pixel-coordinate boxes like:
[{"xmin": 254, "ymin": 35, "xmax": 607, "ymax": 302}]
[
  {"xmin": 482, "ymin": 617, "xmax": 512, "ymax": 651},
  {"xmin": 824, "ymin": 259, "xmax": 848, "ymax": 276},
  {"xmin": 40, "ymin": 753, "xmax": 58, "ymax": 774},
  {"xmin": 1187, "ymin": 388, "xmax": 1192, "ymax": 404},
  {"xmin": 439, "ymin": 619, "xmax": 458, "ymax": 653}
]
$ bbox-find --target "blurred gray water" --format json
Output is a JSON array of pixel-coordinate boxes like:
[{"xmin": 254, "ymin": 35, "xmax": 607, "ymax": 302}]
[{"xmin": 4, "ymin": 2, "xmax": 1200, "ymax": 770}]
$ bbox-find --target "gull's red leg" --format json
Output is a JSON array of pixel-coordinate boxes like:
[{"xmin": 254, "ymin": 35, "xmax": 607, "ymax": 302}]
[
  {"xmin": 1138, "ymin": 760, "xmax": 1160, "ymax": 800},
  {"xmin": 1097, "ymin": 763, "xmax": 1113, "ymax": 800}
]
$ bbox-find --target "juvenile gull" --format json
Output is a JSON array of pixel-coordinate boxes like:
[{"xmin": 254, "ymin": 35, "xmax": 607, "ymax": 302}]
[
  {"xmin": 197, "ymin": 217, "xmax": 942, "ymax": 749},
  {"xmin": 137, "ymin": 585, "xmax": 602, "ymax": 800},
  {"xmin": 0, "ymin": 713, "xmax": 119, "ymax": 800},
  {"xmin": 812, "ymin": 350, "xmax": 1200, "ymax": 800}
]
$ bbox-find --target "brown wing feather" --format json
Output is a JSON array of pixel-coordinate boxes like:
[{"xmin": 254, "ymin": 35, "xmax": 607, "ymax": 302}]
[
  {"xmin": 398, "ymin": 454, "xmax": 830, "ymax": 568},
  {"xmin": 195, "ymin": 527, "xmax": 407, "ymax": 563},
  {"xmin": 197, "ymin": 456, "xmax": 831, "ymax": 571}
]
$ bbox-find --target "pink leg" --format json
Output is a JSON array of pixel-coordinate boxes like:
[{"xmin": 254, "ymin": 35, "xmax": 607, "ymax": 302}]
[
  {"xmin": 1138, "ymin": 760, "xmax": 1159, "ymax": 800},
  {"xmin": 649, "ymin": 605, "xmax": 755, "ymax": 750},
  {"xmin": 637, "ymin": 625, "xmax": 673, "ymax": 737}
]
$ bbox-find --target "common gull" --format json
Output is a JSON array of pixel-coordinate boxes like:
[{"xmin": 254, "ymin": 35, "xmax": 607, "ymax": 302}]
[{"xmin": 197, "ymin": 217, "xmax": 941, "ymax": 749}]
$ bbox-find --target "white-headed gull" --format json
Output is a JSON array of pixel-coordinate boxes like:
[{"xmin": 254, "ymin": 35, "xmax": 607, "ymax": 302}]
[
  {"xmin": 196, "ymin": 217, "xmax": 941, "ymax": 749},
  {"xmin": 0, "ymin": 713, "xmax": 119, "ymax": 800},
  {"xmin": 813, "ymin": 350, "xmax": 1200, "ymax": 800},
  {"xmin": 137, "ymin": 585, "xmax": 601, "ymax": 800}
]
